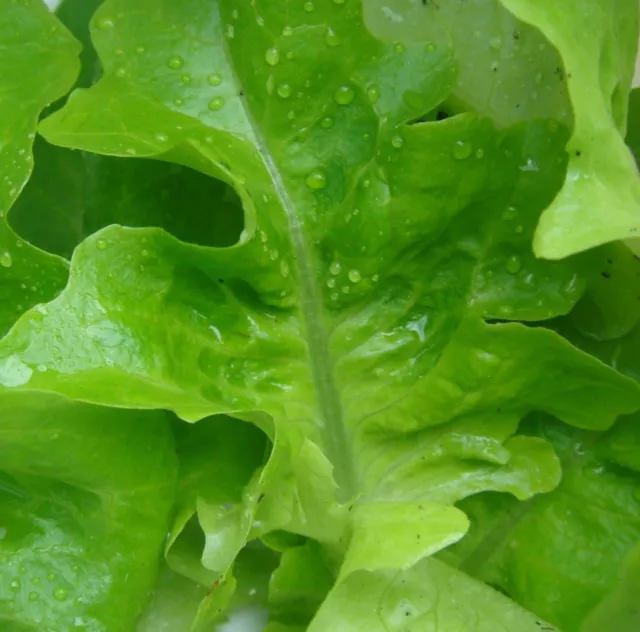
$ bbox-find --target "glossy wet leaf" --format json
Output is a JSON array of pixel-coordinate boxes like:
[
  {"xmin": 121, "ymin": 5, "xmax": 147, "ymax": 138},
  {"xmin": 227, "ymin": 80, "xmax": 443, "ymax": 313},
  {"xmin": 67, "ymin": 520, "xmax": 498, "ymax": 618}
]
[
  {"xmin": 308, "ymin": 557, "xmax": 558, "ymax": 632},
  {"xmin": 2, "ymin": 0, "xmax": 640, "ymax": 630},
  {"xmin": 0, "ymin": 391, "xmax": 177, "ymax": 631},
  {"xmin": 0, "ymin": 0, "xmax": 80, "ymax": 335},
  {"xmin": 441, "ymin": 414, "xmax": 640, "ymax": 632},
  {"xmin": 497, "ymin": 0, "xmax": 640, "ymax": 258},
  {"xmin": 3, "ymin": 0, "xmax": 639, "ymax": 619}
]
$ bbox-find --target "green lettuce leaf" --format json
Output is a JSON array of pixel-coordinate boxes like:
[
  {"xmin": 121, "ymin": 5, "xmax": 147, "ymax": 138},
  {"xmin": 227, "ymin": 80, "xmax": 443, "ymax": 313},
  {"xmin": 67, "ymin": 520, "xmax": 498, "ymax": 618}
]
[
  {"xmin": 497, "ymin": 0, "xmax": 640, "ymax": 258},
  {"xmin": 1, "ymin": 2, "xmax": 638, "ymax": 622},
  {"xmin": 2, "ymin": 0, "xmax": 640, "ymax": 630},
  {"xmin": 439, "ymin": 413, "xmax": 640, "ymax": 632},
  {"xmin": 0, "ymin": 0, "xmax": 80, "ymax": 335},
  {"xmin": 308, "ymin": 557, "xmax": 557, "ymax": 632},
  {"xmin": 0, "ymin": 391, "xmax": 178, "ymax": 630}
]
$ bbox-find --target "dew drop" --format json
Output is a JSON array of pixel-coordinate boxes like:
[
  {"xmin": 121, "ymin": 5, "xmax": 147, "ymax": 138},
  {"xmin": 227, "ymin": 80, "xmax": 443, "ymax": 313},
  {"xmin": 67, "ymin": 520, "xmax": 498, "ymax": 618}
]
[
  {"xmin": 305, "ymin": 169, "xmax": 327, "ymax": 190},
  {"xmin": 304, "ymin": 1, "xmax": 314, "ymax": 11},
  {"xmin": 425, "ymin": 43, "xmax": 436, "ymax": 52},
  {"xmin": 502, "ymin": 206, "xmax": 518, "ymax": 220},
  {"xmin": 154, "ymin": 132, "xmax": 169, "ymax": 143},
  {"xmin": 226, "ymin": 24, "xmax": 235, "ymax": 38},
  {"xmin": 265, "ymin": 47, "xmax": 280, "ymax": 66},
  {"xmin": 9, "ymin": 579, "xmax": 21, "ymax": 592},
  {"xmin": 506, "ymin": 255, "xmax": 522, "ymax": 274},
  {"xmin": 394, "ymin": 42, "xmax": 405, "ymax": 53},
  {"xmin": 334, "ymin": 85, "xmax": 355, "ymax": 105},
  {"xmin": 280, "ymin": 260, "xmax": 290, "ymax": 277},
  {"xmin": 372, "ymin": 274, "xmax": 380, "ymax": 282},
  {"xmin": 167, "ymin": 55, "xmax": 184, "ymax": 70},
  {"xmin": 329, "ymin": 262, "xmax": 341, "ymax": 275},
  {"xmin": 0, "ymin": 251, "xmax": 13, "ymax": 268},
  {"xmin": 327, "ymin": 278, "xmax": 336, "ymax": 288},
  {"xmin": 391, "ymin": 135, "xmax": 404, "ymax": 149},
  {"xmin": 208, "ymin": 96, "xmax": 225, "ymax": 111},
  {"xmin": 320, "ymin": 116, "xmax": 334, "ymax": 129},
  {"xmin": 325, "ymin": 28, "xmax": 341, "ymax": 47},
  {"xmin": 97, "ymin": 17, "xmax": 115, "ymax": 30},
  {"xmin": 367, "ymin": 85, "xmax": 380, "ymax": 103},
  {"xmin": 114, "ymin": 66, "xmax": 127, "ymax": 78},
  {"xmin": 28, "ymin": 592, "xmax": 39, "ymax": 602},
  {"xmin": 475, "ymin": 148, "xmax": 485, "ymax": 159},
  {"xmin": 348, "ymin": 269, "xmax": 362, "ymax": 283},
  {"xmin": 333, "ymin": 0, "xmax": 346, "ymax": 4},
  {"xmin": 452, "ymin": 140, "xmax": 473, "ymax": 160},
  {"xmin": 277, "ymin": 83, "xmax": 292, "ymax": 99},
  {"xmin": 342, "ymin": 286, "xmax": 350, "ymax": 294},
  {"xmin": 282, "ymin": 25, "xmax": 294, "ymax": 36},
  {"xmin": 96, "ymin": 238, "xmax": 108, "ymax": 250},
  {"xmin": 173, "ymin": 97, "xmax": 184, "ymax": 107},
  {"xmin": 181, "ymin": 74, "xmax": 192, "ymax": 85},
  {"xmin": 134, "ymin": 45, "xmax": 146, "ymax": 55},
  {"xmin": 53, "ymin": 586, "xmax": 68, "ymax": 602}
]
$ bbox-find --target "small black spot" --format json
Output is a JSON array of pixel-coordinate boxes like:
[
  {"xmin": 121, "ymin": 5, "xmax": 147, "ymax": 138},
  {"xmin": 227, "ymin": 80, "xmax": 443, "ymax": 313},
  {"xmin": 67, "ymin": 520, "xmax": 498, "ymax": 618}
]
[
  {"xmin": 554, "ymin": 67, "xmax": 565, "ymax": 81},
  {"xmin": 257, "ymin": 493, "xmax": 265, "ymax": 503},
  {"xmin": 218, "ymin": 278, "xmax": 225, "ymax": 284},
  {"xmin": 513, "ymin": 30, "xmax": 521, "ymax": 40},
  {"xmin": 405, "ymin": 611, "xmax": 412, "ymax": 617},
  {"xmin": 606, "ymin": 259, "xmax": 613, "ymax": 264},
  {"xmin": 602, "ymin": 271, "xmax": 611, "ymax": 279},
  {"xmin": 575, "ymin": 150, "xmax": 582, "ymax": 157},
  {"xmin": 436, "ymin": 110, "xmax": 450, "ymax": 121},
  {"xmin": 239, "ymin": 90, "xmax": 245, "ymax": 97}
]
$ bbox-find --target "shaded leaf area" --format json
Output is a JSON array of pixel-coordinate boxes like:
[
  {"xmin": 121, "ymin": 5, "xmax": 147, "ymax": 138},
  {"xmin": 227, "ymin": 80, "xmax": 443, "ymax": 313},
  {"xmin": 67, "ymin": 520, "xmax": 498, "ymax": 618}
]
[{"xmin": 0, "ymin": 392, "xmax": 177, "ymax": 631}]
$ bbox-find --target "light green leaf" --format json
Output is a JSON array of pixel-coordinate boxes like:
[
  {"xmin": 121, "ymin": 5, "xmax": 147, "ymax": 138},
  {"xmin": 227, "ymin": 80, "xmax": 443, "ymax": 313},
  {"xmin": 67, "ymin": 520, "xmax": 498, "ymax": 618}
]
[
  {"xmin": 582, "ymin": 541, "xmax": 640, "ymax": 632},
  {"xmin": 0, "ymin": 0, "xmax": 80, "ymax": 334},
  {"xmin": 441, "ymin": 414, "xmax": 640, "ymax": 632},
  {"xmin": 497, "ymin": 0, "xmax": 640, "ymax": 258},
  {"xmin": 5, "ymin": 0, "xmax": 639, "ymax": 582},
  {"xmin": 308, "ymin": 557, "xmax": 557, "ymax": 632},
  {"xmin": 363, "ymin": 0, "xmax": 572, "ymax": 126},
  {"xmin": 268, "ymin": 540, "xmax": 334, "ymax": 627},
  {"xmin": 0, "ymin": 391, "xmax": 177, "ymax": 630}
]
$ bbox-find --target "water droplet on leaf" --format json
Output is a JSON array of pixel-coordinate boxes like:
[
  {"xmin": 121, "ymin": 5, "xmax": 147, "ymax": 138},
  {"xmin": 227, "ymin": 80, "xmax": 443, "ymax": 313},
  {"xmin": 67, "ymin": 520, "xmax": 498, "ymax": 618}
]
[
  {"xmin": 167, "ymin": 55, "xmax": 184, "ymax": 70},
  {"xmin": 452, "ymin": 140, "xmax": 472, "ymax": 160},
  {"xmin": 277, "ymin": 83, "xmax": 292, "ymax": 99},
  {"xmin": 97, "ymin": 17, "xmax": 115, "ymax": 30},
  {"xmin": 265, "ymin": 47, "xmax": 280, "ymax": 66},
  {"xmin": 53, "ymin": 586, "xmax": 68, "ymax": 602},
  {"xmin": 348, "ymin": 270, "xmax": 362, "ymax": 283},
  {"xmin": 325, "ymin": 28, "xmax": 341, "ymax": 47},
  {"xmin": 391, "ymin": 135, "xmax": 404, "ymax": 149},
  {"xmin": 320, "ymin": 117, "xmax": 334, "ymax": 129},
  {"xmin": 329, "ymin": 262, "xmax": 341, "ymax": 275},
  {"xmin": 0, "ymin": 251, "xmax": 12, "ymax": 268},
  {"xmin": 334, "ymin": 85, "xmax": 355, "ymax": 105},
  {"xmin": 305, "ymin": 170, "xmax": 327, "ymax": 190},
  {"xmin": 208, "ymin": 96, "xmax": 225, "ymax": 111},
  {"xmin": 506, "ymin": 255, "xmax": 522, "ymax": 274},
  {"xmin": 367, "ymin": 85, "xmax": 380, "ymax": 103}
]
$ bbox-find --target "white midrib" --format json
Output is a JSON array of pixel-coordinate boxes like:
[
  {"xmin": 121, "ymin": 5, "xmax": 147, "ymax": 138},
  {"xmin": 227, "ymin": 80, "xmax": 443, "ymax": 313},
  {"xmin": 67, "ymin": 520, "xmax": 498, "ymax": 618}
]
[{"xmin": 221, "ymin": 29, "xmax": 356, "ymax": 500}]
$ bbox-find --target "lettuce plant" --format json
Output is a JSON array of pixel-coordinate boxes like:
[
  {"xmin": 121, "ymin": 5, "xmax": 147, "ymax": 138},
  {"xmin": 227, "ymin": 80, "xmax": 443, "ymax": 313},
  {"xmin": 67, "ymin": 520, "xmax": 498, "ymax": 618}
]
[{"xmin": 0, "ymin": 0, "xmax": 639, "ymax": 630}]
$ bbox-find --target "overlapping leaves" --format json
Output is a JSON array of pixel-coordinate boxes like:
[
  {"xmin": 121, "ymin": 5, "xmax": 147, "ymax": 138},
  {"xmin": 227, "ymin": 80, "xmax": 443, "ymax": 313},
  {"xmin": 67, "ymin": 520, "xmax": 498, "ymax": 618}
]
[{"xmin": 0, "ymin": 0, "xmax": 639, "ymax": 631}]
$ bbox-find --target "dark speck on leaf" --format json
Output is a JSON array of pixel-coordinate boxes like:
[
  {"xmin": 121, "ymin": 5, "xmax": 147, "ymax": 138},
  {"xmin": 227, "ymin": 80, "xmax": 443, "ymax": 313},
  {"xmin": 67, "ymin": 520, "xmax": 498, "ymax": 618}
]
[
  {"xmin": 513, "ymin": 30, "xmax": 521, "ymax": 40},
  {"xmin": 436, "ymin": 110, "xmax": 449, "ymax": 121},
  {"xmin": 575, "ymin": 150, "xmax": 582, "ymax": 157},
  {"xmin": 218, "ymin": 278, "xmax": 225, "ymax": 284},
  {"xmin": 602, "ymin": 271, "xmax": 611, "ymax": 279}
]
